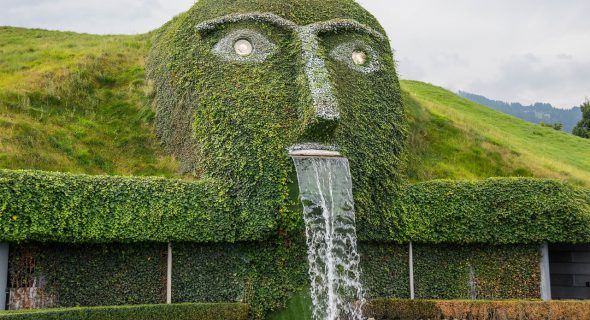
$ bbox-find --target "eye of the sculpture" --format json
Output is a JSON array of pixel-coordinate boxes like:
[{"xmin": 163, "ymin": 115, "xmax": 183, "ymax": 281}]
[
  {"xmin": 212, "ymin": 29, "xmax": 276, "ymax": 62},
  {"xmin": 330, "ymin": 41, "xmax": 381, "ymax": 73}
]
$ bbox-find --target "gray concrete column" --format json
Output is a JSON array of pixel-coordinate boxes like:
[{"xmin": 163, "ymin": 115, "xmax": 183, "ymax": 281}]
[
  {"xmin": 409, "ymin": 242, "xmax": 415, "ymax": 299},
  {"xmin": 167, "ymin": 242, "xmax": 172, "ymax": 304},
  {"xmin": 0, "ymin": 243, "xmax": 8, "ymax": 310},
  {"xmin": 540, "ymin": 242, "xmax": 552, "ymax": 300}
]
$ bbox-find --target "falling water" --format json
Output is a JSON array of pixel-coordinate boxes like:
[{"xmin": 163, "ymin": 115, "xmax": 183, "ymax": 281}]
[{"xmin": 291, "ymin": 151, "xmax": 365, "ymax": 320}]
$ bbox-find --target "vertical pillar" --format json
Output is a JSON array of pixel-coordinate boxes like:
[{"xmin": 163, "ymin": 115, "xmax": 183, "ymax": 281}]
[
  {"xmin": 540, "ymin": 242, "xmax": 552, "ymax": 300},
  {"xmin": 409, "ymin": 242, "xmax": 415, "ymax": 300},
  {"xmin": 0, "ymin": 243, "xmax": 8, "ymax": 310},
  {"xmin": 167, "ymin": 242, "xmax": 172, "ymax": 304}
]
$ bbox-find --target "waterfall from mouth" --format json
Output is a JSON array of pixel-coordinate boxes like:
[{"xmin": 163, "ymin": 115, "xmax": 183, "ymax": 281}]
[{"xmin": 291, "ymin": 153, "xmax": 365, "ymax": 320}]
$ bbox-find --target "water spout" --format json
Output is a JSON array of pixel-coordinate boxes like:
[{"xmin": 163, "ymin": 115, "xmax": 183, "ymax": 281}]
[{"xmin": 290, "ymin": 146, "xmax": 365, "ymax": 320}]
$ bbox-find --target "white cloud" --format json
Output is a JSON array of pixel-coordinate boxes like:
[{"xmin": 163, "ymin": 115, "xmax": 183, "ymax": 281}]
[{"xmin": 1, "ymin": 0, "xmax": 588, "ymax": 108}]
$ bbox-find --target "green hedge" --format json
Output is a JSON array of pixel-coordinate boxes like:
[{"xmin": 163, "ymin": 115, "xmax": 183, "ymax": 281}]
[
  {"xmin": 359, "ymin": 243, "xmax": 409, "ymax": 299},
  {"xmin": 0, "ymin": 169, "xmax": 275, "ymax": 243},
  {"xmin": 8, "ymin": 241, "xmax": 308, "ymax": 320},
  {"xmin": 413, "ymin": 245, "xmax": 540, "ymax": 300},
  {"xmin": 364, "ymin": 299, "xmax": 590, "ymax": 320},
  {"xmin": 9, "ymin": 243, "xmax": 167, "ymax": 307},
  {"xmin": 362, "ymin": 178, "xmax": 590, "ymax": 243},
  {"xmin": 2, "ymin": 170, "xmax": 589, "ymax": 244},
  {"xmin": 0, "ymin": 303, "xmax": 249, "ymax": 320}
]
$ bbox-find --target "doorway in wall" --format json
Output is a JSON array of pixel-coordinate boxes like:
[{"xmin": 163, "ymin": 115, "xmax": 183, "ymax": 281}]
[{"xmin": 549, "ymin": 244, "xmax": 590, "ymax": 299}]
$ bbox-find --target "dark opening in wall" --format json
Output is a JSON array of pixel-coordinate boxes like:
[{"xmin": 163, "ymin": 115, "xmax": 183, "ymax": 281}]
[{"xmin": 549, "ymin": 244, "xmax": 590, "ymax": 299}]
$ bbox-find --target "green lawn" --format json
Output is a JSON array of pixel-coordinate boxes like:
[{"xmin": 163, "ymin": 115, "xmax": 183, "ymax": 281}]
[{"xmin": 0, "ymin": 27, "xmax": 588, "ymax": 186}]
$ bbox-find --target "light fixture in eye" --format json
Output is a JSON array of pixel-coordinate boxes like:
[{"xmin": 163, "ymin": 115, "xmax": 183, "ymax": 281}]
[
  {"xmin": 330, "ymin": 41, "xmax": 381, "ymax": 73},
  {"xmin": 212, "ymin": 29, "xmax": 276, "ymax": 63},
  {"xmin": 234, "ymin": 39, "xmax": 253, "ymax": 56},
  {"xmin": 351, "ymin": 50, "xmax": 367, "ymax": 65}
]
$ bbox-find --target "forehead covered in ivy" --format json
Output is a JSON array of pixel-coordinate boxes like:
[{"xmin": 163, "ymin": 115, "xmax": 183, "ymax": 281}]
[{"xmin": 186, "ymin": 0, "xmax": 385, "ymax": 32}]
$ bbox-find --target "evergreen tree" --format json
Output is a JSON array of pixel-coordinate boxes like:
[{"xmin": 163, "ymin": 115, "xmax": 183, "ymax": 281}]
[{"xmin": 573, "ymin": 99, "xmax": 590, "ymax": 138}]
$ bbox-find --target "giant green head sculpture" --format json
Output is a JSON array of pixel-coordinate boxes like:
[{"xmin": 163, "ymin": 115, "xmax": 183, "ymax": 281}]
[{"xmin": 147, "ymin": 0, "xmax": 406, "ymax": 238}]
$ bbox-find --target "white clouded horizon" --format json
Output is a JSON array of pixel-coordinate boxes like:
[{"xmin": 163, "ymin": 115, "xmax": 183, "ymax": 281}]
[{"xmin": 1, "ymin": 0, "xmax": 588, "ymax": 108}]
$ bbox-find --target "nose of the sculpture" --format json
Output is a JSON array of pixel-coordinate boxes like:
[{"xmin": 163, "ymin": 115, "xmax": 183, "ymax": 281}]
[{"xmin": 299, "ymin": 33, "xmax": 340, "ymax": 137}]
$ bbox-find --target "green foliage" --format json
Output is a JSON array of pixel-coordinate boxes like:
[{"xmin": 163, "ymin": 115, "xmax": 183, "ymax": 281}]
[
  {"xmin": 2, "ymin": 170, "xmax": 589, "ymax": 244},
  {"xmin": 539, "ymin": 122, "xmax": 563, "ymax": 131},
  {"xmin": 359, "ymin": 243, "xmax": 409, "ymax": 299},
  {"xmin": 573, "ymin": 99, "xmax": 590, "ymax": 139},
  {"xmin": 0, "ymin": 27, "xmax": 179, "ymax": 177},
  {"xmin": 364, "ymin": 299, "xmax": 590, "ymax": 320},
  {"xmin": 413, "ymin": 245, "xmax": 540, "ymax": 300},
  {"xmin": 0, "ymin": 169, "xmax": 275, "ymax": 243},
  {"xmin": 9, "ymin": 243, "xmax": 166, "ymax": 307},
  {"xmin": 171, "ymin": 241, "xmax": 308, "ymax": 319},
  {"xmin": 147, "ymin": 0, "xmax": 406, "ymax": 236},
  {"xmin": 386, "ymin": 178, "xmax": 590, "ymax": 244},
  {"xmin": 0, "ymin": 303, "xmax": 249, "ymax": 320}
]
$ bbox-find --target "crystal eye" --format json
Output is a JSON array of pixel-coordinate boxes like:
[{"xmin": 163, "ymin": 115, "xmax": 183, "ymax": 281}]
[
  {"xmin": 351, "ymin": 50, "xmax": 367, "ymax": 65},
  {"xmin": 330, "ymin": 41, "xmax": 381, "ymax": 73},
  {"xmin": 212, "ymin": 29, "xmax": 276, "ymax": 63},
  {"xmin": 234, "ymin": 39, "xmax": 253, "ymax": 56}
]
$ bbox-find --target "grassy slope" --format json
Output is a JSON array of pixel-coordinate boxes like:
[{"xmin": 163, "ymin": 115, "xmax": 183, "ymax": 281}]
[
  {"xmin": 0, "ymin": 27, "xmax": 178, "ymax": 176},
  {"xmin": 0, "ymin": 27, "xmax": 588, "ymax": 186},
  {"xmin": 403, "ymin": 80, "xmax": 590, "ymax": 186}
]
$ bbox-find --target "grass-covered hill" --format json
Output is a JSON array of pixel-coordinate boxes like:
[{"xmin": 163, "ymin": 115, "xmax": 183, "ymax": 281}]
[{"xmin": 1, "ymin": 27, "xmax": 589, "ymax": 186}]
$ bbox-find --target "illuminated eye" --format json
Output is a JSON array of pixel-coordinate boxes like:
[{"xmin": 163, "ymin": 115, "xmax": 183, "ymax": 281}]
[
  {"xmin": 234, "ymin": 39, "xmax": 253, "ymax": 56},
  {"xmin": 212, "ymin": 29, "xmax": 276, "ymax": 62},
  {"xmin": 330, "ymin": 41, "xmax": 381, "ymax": 73},
  {"xmin": 351, "ymin": 50, "xmax": 367, "ymax": 65}
]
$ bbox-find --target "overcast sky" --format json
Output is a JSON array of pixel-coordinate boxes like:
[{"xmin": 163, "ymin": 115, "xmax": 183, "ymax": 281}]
[{"xmin": 1, "ymin": 0, "xmax": 589, "ymax": 109}]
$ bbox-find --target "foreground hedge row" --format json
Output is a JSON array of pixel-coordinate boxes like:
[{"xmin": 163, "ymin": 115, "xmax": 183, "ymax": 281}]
[
  {"xmin": 0, "ymin": 169, "xmax": 274, "ymax": 243},
  {"xmin": 365, "ymin": 299, "xmax": 590, "ymax": 320},
  {"xmin": 0, "ymin": 303, "xmax": 249, "ymax": 320}
]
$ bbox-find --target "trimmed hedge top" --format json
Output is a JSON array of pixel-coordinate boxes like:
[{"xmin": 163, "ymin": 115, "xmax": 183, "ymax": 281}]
[
  {"xmin": 1, "ymin": 170, "xmax": 589, "ymax": 244},
  {"xmin": 0, "ymin": 169, "xmax": 274, "ymax": 243},
  {"xmin": 393, "ymin": 178, "xmax": 590, "ymax": 244},
  {"xmin": 0, "ymin": 303, "xmax": 249, "ymax": 320}
]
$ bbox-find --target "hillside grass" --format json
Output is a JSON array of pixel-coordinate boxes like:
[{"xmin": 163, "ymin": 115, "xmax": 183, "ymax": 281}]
[
  {"xmin": 403, "ymin": 80, "xmax": 590, "ymax": 186},
  {"xmin": 0, "ymin": 27, "xmax": 178, "ymax": 176},
  {"xmin": 0, "ymin": 27, "xmax": 588, "ymax": 186}
]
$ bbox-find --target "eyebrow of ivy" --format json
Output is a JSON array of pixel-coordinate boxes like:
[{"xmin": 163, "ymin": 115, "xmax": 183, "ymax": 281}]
[
  {"xmin": 195, "ymin": 12, "xmax": 298, "ymax": 33},
  {"xmin": 305, "ymin": 19, "xmax": 386, "ymax": 41},
  {"xmin": 195, "ymin": 12, "xmax": 386, "ymax": 41}
]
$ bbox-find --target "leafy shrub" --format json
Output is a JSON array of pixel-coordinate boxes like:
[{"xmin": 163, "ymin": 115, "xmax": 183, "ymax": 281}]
[
  {"xmin": 365, "ymin": 299, "xmax": 590, "ymax": 320},
  {"xmin": 384, "ymin": 178, "xmax": 590, "ymax": 243},
  {"xmin": 0, "ymin": 169, "xmax": 274, "ymax": 243},
  {"xmin": 0, "ymin": 303, "xmax": 249, "ymax": 320}
]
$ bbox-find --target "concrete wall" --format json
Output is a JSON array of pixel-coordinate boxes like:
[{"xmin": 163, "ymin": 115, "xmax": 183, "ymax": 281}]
[{"xmin": 550, "ymin": 244, "xmax": 590, "ymax": 299}]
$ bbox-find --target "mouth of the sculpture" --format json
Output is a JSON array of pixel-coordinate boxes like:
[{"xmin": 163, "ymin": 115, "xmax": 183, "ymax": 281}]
[{"xmin": 287, "ymin": 143, "xmax": 342, "ymax": 158}]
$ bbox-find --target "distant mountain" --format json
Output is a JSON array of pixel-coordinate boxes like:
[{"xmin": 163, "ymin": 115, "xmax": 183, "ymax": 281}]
[{"xmin": 458, "ymin": 91, "xmax": 582, "ymax": 133}]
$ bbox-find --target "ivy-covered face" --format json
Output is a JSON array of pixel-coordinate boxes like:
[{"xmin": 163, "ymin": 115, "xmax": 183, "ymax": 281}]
[{"xmin": 148, "ymin": 0, "xmax": 406, "ymax": 239}]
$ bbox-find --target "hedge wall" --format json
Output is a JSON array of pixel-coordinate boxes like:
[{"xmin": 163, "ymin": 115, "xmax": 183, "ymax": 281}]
[
  {"xmin": 364, "ymin": 299, "xmax": 590, "ymax": 320},
  {"xmin": 7, "ymin": 241, "xmax": 308, "ymax": 320},
  {"xmin": 366, "ymin": 178, "xmax": 590, "ymax": 243},
  {"xmin": 0, "ymin": 303, "xmax": 249, "ymax": 320},
  {"xmin": 359, "ymin": 243, "xmax": 409, "ymax": 299},
  {"xmin": 2, "ymin": 171, "xmax": 589, "ymax": 244},
  {"xmin": 8, "ymin": 243, "xmax": 167, "ymax": 307},
  {"xmin": 413, "ymin": 244, "xmax": 540, "ymax": 300},
  {"xmin": 0, "ymin": 169, "xmax": 274, "ymax": 243}
]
